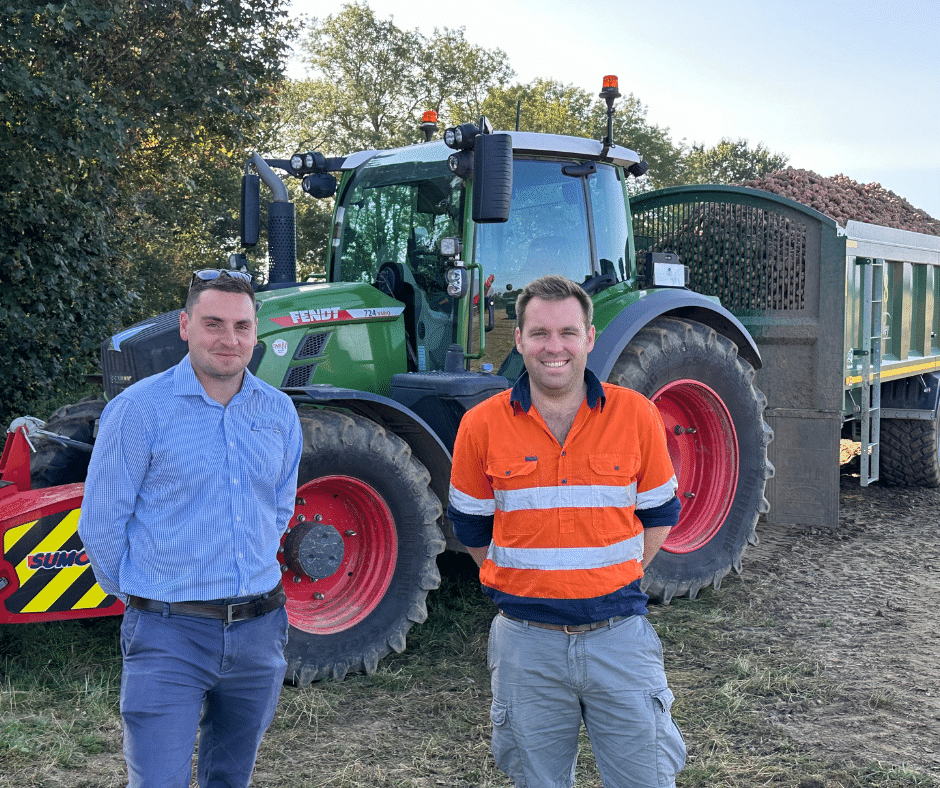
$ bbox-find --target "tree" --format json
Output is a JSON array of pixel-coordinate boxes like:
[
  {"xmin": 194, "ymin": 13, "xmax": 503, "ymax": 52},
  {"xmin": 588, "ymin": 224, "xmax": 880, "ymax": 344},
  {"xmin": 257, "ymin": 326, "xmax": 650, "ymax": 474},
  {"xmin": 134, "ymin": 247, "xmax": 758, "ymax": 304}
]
[
  {"xmin": 0, "ymin": 0, "xmax": 290, "ymax": 424},
  {"xmin": 680, "ymin": 138, "xmax": 789, "ymax": 185},
  {"xmin": 481, "ymin": 79, "xmax": 685, "ymax": 190},
  {"xmin": 295, "ymin": 2, "xmax": 513, "ymax": 153}
]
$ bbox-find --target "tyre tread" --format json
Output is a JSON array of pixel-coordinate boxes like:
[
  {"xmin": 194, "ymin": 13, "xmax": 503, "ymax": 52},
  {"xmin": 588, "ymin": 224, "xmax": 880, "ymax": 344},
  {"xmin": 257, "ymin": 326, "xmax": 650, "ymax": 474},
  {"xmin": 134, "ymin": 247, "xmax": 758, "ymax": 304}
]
[
  {"xmin": 286, "ymin": 410, "xmax": 444, "ymax": 684},
  {"xmin": 609, "ymin": 318, "xmax": 772, "ymax": 603}
]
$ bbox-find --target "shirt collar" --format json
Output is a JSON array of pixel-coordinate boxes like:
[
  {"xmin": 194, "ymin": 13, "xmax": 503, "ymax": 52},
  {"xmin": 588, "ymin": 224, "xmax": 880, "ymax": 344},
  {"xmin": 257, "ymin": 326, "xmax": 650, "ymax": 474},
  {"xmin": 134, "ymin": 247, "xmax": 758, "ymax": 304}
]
[
  {"xmin": 173, "ymin": 354, "xmax": 260, "ymax": 405},
  {"xmin": 510, "ymin": 368, "xmax": 606, "ymax": 414}
]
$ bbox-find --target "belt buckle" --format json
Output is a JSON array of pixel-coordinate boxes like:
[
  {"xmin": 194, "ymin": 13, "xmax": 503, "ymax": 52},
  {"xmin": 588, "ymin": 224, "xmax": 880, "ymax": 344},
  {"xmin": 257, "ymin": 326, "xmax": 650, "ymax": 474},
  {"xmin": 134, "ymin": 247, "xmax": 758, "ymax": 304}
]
[{"xmin": 226, "ymin": 602, "xmax": 240, "ymax": 624}]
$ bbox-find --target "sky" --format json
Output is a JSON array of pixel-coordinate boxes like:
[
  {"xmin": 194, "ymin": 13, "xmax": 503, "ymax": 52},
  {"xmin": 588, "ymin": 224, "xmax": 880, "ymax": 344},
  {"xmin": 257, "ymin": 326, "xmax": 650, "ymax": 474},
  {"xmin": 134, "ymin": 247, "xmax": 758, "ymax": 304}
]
[{"xmin": 286, "ymin": 0, "xmax": 940, "ymax": 220}]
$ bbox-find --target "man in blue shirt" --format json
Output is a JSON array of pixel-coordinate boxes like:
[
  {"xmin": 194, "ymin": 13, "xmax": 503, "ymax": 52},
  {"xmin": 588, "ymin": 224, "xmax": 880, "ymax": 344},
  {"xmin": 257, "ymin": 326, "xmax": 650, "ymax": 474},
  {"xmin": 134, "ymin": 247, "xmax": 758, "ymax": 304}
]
[{"xmin": 79, "ymin": 270, "xmax": 303, "ymax": 788}]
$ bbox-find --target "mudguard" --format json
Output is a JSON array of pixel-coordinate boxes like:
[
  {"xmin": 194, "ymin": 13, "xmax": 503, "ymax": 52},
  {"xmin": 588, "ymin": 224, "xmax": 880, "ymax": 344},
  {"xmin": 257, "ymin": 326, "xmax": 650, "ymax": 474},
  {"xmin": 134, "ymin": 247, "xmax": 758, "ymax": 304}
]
[{"xmin": 588, "ymin": 289, "xmax": 762, "ymax": 381}]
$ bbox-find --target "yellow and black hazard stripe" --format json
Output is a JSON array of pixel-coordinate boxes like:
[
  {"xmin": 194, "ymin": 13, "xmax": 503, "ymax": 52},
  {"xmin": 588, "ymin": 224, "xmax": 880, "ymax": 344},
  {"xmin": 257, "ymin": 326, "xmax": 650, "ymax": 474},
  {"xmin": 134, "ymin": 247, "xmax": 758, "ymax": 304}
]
[{"xmin": 3, "ymin": 508, "xmax": 119, "ymax": 615}]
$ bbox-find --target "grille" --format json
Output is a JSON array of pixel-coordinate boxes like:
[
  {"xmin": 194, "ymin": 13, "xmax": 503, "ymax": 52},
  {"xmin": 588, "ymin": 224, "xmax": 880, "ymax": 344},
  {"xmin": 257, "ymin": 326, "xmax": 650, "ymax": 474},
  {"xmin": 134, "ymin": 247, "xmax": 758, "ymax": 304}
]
[
  {"xmin": 633, "ymin": 201, "xmax": 808, "ymax": 311},
  {"xmin": 295, "ymin": 332, "xmax": 330, "ymax": 359},
  {"xmin": 282, "ymin": 364, "xmax": 317, "ymax": 388}
]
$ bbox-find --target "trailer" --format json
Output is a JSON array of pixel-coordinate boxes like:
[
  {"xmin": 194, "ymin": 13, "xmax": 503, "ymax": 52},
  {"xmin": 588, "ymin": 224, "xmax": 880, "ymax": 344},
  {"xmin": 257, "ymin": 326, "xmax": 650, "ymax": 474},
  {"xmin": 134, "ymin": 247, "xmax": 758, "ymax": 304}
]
[{"xmin": 630, "ymin": 184, "xmax": 940, "ymax": 524}]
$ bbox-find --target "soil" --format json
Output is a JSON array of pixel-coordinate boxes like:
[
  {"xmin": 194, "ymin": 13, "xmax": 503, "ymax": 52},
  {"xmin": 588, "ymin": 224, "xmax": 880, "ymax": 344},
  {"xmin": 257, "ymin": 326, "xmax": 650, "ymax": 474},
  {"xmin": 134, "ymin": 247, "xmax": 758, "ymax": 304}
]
[
  {"xmin": 735, "ymin": 453, "xmax": 940, "ymax": 779},
  {"xmin": 741, "ymin": 168, "xmax": 940, "ymax": 235}
]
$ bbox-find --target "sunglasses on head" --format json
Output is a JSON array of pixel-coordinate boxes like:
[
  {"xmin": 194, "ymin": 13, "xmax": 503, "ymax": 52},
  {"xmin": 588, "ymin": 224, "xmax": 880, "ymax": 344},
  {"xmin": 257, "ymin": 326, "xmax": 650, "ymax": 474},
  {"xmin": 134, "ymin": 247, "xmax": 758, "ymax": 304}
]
[{"xmin": 189, "ymin": 269, "xmax": 253, "ymax": 290}]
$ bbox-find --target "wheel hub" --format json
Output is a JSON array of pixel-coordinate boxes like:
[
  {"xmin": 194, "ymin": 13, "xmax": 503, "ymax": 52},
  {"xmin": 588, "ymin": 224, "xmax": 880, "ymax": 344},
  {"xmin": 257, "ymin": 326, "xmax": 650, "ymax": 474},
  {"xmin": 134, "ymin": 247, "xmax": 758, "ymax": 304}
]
[
  {"xmin": 283, "ymin": 522, "xmax": 345, "ymax": 578},
  {"xmin": 281, "ymin": 475, "xmax": 397, "ymax": 635}
]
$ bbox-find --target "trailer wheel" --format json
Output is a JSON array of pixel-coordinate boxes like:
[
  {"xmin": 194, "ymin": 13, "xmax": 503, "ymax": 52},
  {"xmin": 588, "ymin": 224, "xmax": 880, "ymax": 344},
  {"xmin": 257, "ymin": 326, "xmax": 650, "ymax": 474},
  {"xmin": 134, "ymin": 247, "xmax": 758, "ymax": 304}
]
[
  {"xmin": 29, "ymin": 398, "xmax": 106, "ymax": 489},
  {"xmin": 283, "ymin": 410, "xmax": 445, "ymax": 684},
  {"xmin": 609, "ymin": 318, "xmax": 773, "ymax": 603},
  {"xmin": 879, "ymin": 415, "xmax": 940, "ymax": 487}
]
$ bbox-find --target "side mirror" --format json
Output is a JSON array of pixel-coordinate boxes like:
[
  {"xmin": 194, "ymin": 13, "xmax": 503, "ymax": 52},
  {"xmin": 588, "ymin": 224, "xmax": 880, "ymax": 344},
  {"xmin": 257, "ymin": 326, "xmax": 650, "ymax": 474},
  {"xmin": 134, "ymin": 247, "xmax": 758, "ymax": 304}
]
[{"xmin": 472, "ymin": 133, "xmax": 512, "ymax": 224}]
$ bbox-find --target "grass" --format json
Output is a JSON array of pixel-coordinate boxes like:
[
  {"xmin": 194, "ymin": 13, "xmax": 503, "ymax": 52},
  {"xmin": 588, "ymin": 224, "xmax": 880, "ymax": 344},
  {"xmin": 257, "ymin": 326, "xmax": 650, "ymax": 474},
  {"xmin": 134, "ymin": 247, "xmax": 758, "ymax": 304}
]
[{"xmin": 0, "ymin": 556, "xmax": 936, "ymax": 787}]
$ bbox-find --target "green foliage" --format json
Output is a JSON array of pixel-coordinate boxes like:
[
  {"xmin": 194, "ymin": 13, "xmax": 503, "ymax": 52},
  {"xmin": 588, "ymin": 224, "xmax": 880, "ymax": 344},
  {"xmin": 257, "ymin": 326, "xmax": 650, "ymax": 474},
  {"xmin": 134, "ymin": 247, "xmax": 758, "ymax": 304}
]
[
  {"xmin": 294, "ymin": 2, "xmax": 514, "ymax": 153},
  {"xmin": 0, "ymin": 0, "xmax": 291, "ymax": 426},
  {"xmin": 680, "ymin": 137, "xmax": 789, "ymax": 185},
  {"xmin": 481, "ymin": 79, "xmax": 685, "ymax": 190}
]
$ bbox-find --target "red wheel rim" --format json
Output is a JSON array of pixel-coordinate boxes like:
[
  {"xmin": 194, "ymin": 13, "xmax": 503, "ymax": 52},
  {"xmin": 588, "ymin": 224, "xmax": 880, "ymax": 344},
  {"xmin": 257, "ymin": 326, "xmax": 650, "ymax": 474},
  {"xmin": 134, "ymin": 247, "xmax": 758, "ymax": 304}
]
[
  {"xmin": 652, "ymin": 379, "xmax": 738, "ymax": 554},
  {"xmin": 282, "ymin": 476, "xmax": 397, "ymax": 635}
]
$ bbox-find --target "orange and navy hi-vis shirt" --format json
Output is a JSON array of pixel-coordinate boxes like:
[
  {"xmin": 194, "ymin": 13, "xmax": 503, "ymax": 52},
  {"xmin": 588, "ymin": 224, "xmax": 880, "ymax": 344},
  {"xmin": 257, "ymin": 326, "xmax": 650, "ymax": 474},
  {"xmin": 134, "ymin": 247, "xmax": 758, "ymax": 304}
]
[{"xmin": 448, "ymin": 370, "xmax": 680, "ymax": 624}]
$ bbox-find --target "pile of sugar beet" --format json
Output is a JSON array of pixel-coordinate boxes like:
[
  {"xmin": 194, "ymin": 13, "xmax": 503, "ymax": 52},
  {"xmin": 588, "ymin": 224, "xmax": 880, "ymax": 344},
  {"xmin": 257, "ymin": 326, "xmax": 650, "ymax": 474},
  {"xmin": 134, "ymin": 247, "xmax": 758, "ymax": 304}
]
[{"xmin": 740, "ymin": 169, "xmax": 940, "ymax": 236}]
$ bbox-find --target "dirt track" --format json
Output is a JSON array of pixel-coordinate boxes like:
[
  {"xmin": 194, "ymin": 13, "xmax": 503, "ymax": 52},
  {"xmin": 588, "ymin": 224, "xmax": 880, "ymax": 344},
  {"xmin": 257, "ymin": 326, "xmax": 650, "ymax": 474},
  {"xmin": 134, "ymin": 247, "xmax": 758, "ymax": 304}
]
[{"xmin": 738, "ymin": 467, "xmax": 940, "ymax": 779}]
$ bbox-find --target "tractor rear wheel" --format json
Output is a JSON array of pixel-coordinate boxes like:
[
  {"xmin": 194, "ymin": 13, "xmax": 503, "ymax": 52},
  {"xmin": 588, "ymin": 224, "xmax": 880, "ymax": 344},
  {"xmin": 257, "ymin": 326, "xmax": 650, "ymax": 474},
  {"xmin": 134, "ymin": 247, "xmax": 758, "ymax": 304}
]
[
  {"xmin": 283, "ymin": 409, "xmax": 445, "ymax": 684},
  {"xmin": 30, "ymin": 398, "xmax": 106, "ymax": 489},
  {"xmin": 609, "ymin": 317, "xmax": 773, "ymax": 603}
]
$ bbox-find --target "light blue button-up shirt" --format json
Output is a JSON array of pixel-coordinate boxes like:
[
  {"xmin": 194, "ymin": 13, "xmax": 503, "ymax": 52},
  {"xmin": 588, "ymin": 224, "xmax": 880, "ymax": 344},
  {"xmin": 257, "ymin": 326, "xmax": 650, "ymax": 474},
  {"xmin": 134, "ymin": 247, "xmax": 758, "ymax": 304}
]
[{"xmin": 78, "ymin": 355, "xmax": 302, "ymax": 603}]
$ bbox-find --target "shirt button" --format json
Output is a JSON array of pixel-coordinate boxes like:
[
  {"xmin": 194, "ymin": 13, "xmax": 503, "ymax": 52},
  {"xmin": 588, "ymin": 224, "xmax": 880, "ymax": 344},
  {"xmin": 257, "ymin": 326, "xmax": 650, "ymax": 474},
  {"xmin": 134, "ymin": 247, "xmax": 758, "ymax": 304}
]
[
  {"xmin": 230, "ymin": 442, "xmax": 235, "ymax": 448},
  {"xmin": 232, "ymin": 478, "xmax": 238, "ymax": 485},
  {"xmin": 561, "ymin": 479, "xmax": 567, "ymax": 484},
  {"xmin": 236, "ymin": 516, "xmax": 242, "ymax": 522}
]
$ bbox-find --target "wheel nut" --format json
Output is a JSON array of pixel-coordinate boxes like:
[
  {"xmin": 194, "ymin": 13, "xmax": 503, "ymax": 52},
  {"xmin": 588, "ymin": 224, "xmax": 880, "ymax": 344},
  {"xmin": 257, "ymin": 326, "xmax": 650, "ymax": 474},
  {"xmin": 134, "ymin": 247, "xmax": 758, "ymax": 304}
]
[
  {"xmin": 296, "ymin": 514, "xmax": 305, "ymax": 523},
  {"xmin": 292, "ymin": 575, "xmax": 302, "ymax": 583},
  {"xmin": 314, "ymin": 514, "xmax": 323, "ymax": 522},
  {"xmin": 313, "ymin": 592, "xmax": 325, "ymax": 600},
  {"xmin": 345, "ymin": 530, "xmax": 357, "ymax": 537}
]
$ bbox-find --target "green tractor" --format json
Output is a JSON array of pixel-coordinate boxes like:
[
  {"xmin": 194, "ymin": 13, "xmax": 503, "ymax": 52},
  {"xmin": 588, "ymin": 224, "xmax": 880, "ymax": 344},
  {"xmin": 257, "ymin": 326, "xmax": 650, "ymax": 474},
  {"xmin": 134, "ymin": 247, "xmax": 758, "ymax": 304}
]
[{"xmin": 4, "ymin": 83, "xmax": 772, "ymax": 683}]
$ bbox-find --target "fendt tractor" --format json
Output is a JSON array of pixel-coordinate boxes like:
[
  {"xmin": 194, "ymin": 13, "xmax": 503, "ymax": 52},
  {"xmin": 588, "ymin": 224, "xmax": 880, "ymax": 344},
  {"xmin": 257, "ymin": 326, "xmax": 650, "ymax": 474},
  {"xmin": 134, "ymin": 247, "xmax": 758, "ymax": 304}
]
[{"xmin": 4, "ymin": 77, "xmax": 940, "ymax": 684}]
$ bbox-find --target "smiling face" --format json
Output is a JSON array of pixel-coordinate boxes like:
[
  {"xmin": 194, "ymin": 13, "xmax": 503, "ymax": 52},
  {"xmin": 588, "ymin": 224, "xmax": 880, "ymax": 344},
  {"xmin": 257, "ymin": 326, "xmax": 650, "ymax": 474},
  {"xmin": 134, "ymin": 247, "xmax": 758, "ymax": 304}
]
[
  {"xmin": 515, "ymin": 295, "xmax": 595, "ymax": 401},
  {"xmin": 179, "ymin": 288, "xmax": 257, "ymax": 390}
]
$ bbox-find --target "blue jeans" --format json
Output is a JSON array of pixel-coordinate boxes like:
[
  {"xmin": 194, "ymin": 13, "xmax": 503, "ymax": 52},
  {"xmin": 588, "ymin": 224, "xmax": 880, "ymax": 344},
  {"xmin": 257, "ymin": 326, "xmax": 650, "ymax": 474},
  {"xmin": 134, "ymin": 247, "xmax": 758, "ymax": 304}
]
[
  {"xmin": 488, "ymin": 614, "xmax": 686, "ymax": 788},
  {"xmin": 119, "ymin": 604, "xmax": 289, "ymax": 788}
]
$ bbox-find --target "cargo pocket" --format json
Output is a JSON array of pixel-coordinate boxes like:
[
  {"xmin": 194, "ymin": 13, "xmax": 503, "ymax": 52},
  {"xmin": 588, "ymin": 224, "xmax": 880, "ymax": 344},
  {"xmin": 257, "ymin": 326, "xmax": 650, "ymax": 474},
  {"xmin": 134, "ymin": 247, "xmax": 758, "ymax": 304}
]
[
  {"xmin": 650, "ymin": 688, "xmax": 687, "ymax": 785},
  {"xmin": 490, "ymin": 699, "xmax": 524, "ymax": 780}
]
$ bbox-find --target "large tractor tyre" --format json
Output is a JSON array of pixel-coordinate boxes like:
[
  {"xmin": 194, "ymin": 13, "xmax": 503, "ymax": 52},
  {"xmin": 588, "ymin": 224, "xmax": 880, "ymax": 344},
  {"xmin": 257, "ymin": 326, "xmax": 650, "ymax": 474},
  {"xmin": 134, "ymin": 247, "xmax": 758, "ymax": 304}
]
[
  {"xmin": 30, "ymin": 398, "xmax": 106, "ymax": 489},
  {"xmin": 609, "ymin": 317, "xmax": 773, "ymax": 603},
  {"xmin": 879, "ymin": 415, "xmax": 940, "ymax": 487},
  {"xmin": 283, "ymin": 410, "xmax": 445, "ymax": 684}
]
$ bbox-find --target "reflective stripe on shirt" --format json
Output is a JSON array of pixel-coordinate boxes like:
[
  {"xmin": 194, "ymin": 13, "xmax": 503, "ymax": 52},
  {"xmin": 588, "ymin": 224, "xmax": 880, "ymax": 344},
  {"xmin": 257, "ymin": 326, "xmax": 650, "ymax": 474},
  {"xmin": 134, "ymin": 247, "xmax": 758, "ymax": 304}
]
[
  {"xmin": 488, "ymin": 531, "xmax": 644, "ymax": 571},
  {"xmin": 448, "ymin": 484, "xmax": 496, "ymax": 516},
  {"xmin": 637, "ymin": 475, "xmax": 679, "ymax": 510},
  {"xmin": 494, "ymin": 482, "xmax": 636, "ymax": 512}
]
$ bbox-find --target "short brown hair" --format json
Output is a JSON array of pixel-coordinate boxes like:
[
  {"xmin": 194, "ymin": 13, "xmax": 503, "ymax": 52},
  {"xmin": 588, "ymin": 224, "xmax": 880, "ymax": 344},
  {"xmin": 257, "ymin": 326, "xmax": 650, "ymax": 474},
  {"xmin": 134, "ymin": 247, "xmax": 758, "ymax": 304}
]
[
  {"xmin": 515, "ymin": 275, "xmax": 593, "ymax": 332},
  {"xmin": 185, "ymin": 273, "xmax": 256, "ymax": 313}
]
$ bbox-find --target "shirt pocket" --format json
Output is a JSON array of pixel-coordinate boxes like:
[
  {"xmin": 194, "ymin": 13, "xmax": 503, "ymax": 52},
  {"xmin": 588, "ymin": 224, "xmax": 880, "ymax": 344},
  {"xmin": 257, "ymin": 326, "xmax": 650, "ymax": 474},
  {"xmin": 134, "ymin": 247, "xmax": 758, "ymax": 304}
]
[
  {"xmin": 487, "ymin": 457, "xmax": 543, "ymax": 535},
  {"xmin": 249, "ymin": 421, "xmax": 286, "ymax": 476},
  {"xmin": 588, "ymin": 453, "xmax": 639, "ymax": 532}
]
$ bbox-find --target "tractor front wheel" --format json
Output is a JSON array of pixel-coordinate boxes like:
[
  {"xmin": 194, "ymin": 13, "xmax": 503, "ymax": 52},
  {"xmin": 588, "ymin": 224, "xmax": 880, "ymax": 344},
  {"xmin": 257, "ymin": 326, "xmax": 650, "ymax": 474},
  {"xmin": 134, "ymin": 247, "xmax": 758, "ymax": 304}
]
[
  {"xmin": 29, "ymin": 398, "xmax": 106, "ymax": 489},
  {"xmin": 609, "ymin": 317, "xmax": 773, "ymax": 602},
  {"xmin": 283, "ymin": 410, "xmax": 445, "ymax": 684}
]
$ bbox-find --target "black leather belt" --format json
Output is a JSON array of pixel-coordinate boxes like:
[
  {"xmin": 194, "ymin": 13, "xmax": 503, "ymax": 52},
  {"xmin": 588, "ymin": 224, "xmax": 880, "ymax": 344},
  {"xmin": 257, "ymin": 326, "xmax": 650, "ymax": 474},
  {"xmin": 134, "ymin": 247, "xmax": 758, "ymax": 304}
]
[
  {"xmin": 129, "ymin": 582, "xmax": 286, "ymax": 624},
  {"xmin": 499, "ymin": 610, "xmax": 624, "ymax": 634}
]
